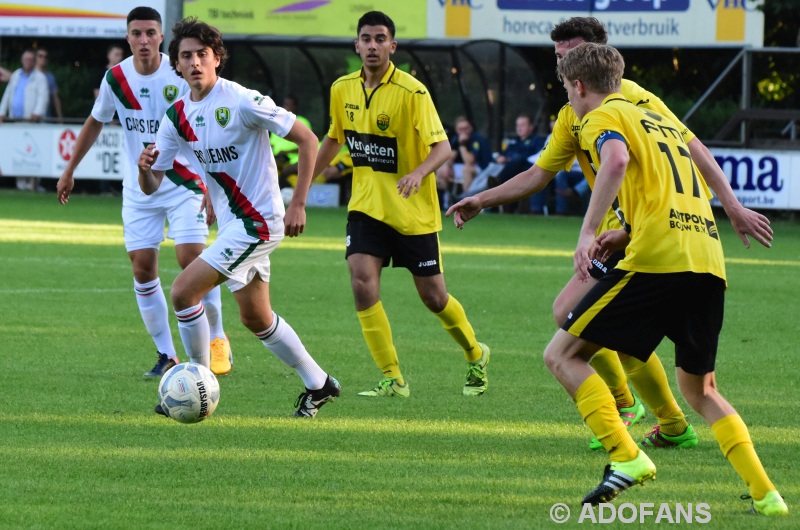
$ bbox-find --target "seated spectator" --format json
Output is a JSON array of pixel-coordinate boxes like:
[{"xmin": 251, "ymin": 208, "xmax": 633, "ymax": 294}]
[
  {"xmin": 281, "ymin": 143, "xmax": 353, "ymax": 206},
  {"xmin": 271, "ymin": 94, "xmax": 312, "ymax": 173},
  {"xmin": 490, "ymin": 114, "xmax": 548, "ymax": 212},
  {"xmin": 436, "ymin": 116, "xmax": 492, "ymax": 208},
  {"xmin": 553, "ymin": 161, "xmax": 590, "ymax": 215}
]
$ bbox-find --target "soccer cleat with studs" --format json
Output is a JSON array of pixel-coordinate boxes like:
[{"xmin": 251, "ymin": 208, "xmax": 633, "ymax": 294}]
[
  {"xmin": 589, "ymin": 397, "xmax": 646, "ymax": 450},
  {"xmin": 357, "ymin": 377, "xmax": 410, "ymax": 397},
  {"xmin": 640, "ymin": 424, "xmax": 699, "ymax": 449},
  {"xmin": 145, "ymin": 352, "xmax": 177, "ymax": 377},
  {"xmin": 582, "ymin": 450, "xmax": 656, "ymax": 505},
  {"xmin": 293, "ymin": 375, "xmax": 341, "ymax": 418},
  {"xmin": 744, "ymin": 490, "xmax": 788, "ymax": 516},
  {"xmin": 463, "ymin": 343, "xmax": 491, "ymax": 396},
  {"xmin": 209, "ymin": 336, "xmax": 233, "ymax": 376}
]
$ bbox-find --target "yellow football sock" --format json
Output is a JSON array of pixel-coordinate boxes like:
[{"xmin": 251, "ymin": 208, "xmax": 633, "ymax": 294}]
[
  {"xmin": 622, "ymin": 354, "xmax": 688, "ymax": 436},
  {"xmin": 357, "ymin": 301, "xmax": 404, "ymax": 384},
  {"xmin": 712, "ymin": 414, "xmax": 775, "ymax": 500},
  {"xmin": 435, "ymin": 295, "xmax": 481, "ymax": 363},
  {"xmin": 576, "ymin": 373, "xmax": 639, "ymax": 462},
  {"xmin": 590, "ymin": 349, "xmax": 633, "ymax": 408}
]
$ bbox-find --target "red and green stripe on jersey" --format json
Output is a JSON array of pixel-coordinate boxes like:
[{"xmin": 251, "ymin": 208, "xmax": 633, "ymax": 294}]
[
  {"xmin": 166, "ymin": 100, "xmax": 199, "ymax": 143},
  {"xmin": 106, "ymin": 65, "xmax": 142, "ymax": 110},
  {"xmin": 207, "ymin": 171, "xmax": 271, "ymax": 240},
  {"xmin": 139, "ymin": 141, "xmax": 206, "ymax": 195}
]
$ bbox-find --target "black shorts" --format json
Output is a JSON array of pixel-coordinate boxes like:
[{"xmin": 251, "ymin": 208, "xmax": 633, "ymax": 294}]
[
  {"xmin": 345, "ymin": 211, "xmax": 442, "ymax": 277},
  {"xmin": 563, "ymin": 270, "xmax": 725, "ymax": 375},
  {"xmin": 588, "ymin": 250, "xmax": 624, "ymax": 280}
]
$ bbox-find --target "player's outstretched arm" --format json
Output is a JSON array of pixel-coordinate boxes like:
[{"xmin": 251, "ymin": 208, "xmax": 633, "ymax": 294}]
[
  {"xmin": 137, "ymin": 144, "xmax": 165, "ymax": 195},
  {"xmin": 688, "ymin": 138, "xmax": 773, "ymax": 249},
  {"xmin": 283, "ymin": 120, "xmax": 321, "ymax": 237},
  {"xmin": 57, "ymin": 116, "xmax": 105, "ymax": 205},
  {"xmin": 446, "ymin": 164, "xmax": 556, "ymax": 228}
]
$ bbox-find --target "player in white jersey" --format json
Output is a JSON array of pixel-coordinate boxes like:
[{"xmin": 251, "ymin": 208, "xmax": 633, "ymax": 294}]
[
  {"xmin": 57, "ymin": 7, "xmax": 233, "ymax": 382},
  {"xmin": 138, "ymin": 17, "xmax": 340, "ymax": 418},
  {"xmin": 57, "ymin": 7, "xmax": 233, "ymax": 378}
]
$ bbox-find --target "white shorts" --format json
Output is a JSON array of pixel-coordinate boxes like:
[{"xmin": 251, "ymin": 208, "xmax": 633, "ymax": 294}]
[
  {"xmin": 201, "ymin": 227, "xmax": 283, "ymax": 292},
  {"xmin": 122, "ymin": 194, "xmax": 208, "ymax": 252}
]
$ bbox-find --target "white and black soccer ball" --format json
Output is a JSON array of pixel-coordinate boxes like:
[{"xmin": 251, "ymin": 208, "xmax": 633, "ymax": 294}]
[
  {"xmin": 280, "ymin": 186, "xmax": 294, "ymax": 207},
  {"xmin": 158, "ymin": 363, "xmax": 220, "ymax": 424}
]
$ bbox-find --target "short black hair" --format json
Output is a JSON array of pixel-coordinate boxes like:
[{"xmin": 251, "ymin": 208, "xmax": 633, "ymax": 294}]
[
  {"xmin": 357, "ymin": 11, "xmax": 395, "ymax": 39},
  {"xmin": 550, "ymin": 17, "xmax": 608, "ymax": 45},
  {"xmin": 127, "ymin": 6, "xmax": 162, "ymax": 27},
  {"xmin": 168, "ymin": 17, "xmax": 228, "ymax": 77}
]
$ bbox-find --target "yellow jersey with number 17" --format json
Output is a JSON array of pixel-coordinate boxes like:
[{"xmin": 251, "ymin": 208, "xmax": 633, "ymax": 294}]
[
  {"xmin": 327, "ymin": 62, "xmax": 448, "ymax": 235},
  {"xmin": 536, "ymin": 79, "xmax": 696, "ymax": 234},
  {"xmin": 579, "ymin": 95, "xmax": 726, "ymax": 282}
]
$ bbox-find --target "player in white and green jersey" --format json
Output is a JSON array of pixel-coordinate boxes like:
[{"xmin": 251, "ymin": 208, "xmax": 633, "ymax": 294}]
[
  {"xmin": 138, "ymin": 17, "xmax": 340, "ymax": 418},
  {"xmin": 56, "ymin": 6, "xmax": 232, "ymax": 381},
  {"xmin": 313, "ymin": 11, "xmax": 490, "ymax": 399}
]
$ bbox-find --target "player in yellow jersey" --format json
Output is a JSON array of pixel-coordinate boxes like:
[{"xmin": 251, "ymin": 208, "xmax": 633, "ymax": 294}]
[
  {"xmin": 313, "ymin": 11, "xmax": 489, "ymax": 397},
  {"xmin": 448, "ymin": 17, "xmax": 774, "ymax": 452},
  {"xmin": 546, "ymin": 41, "xmax": 786, "ymax": 514}
]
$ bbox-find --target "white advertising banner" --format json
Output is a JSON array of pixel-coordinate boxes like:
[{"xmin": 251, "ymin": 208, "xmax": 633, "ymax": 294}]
[
  {"xmin": 1, "ymin": 123, "xmax": 796, "ymax": 211},
  {"xmin": 710, "ymin": 148, "xmax": 793, "ymax": 211},
  {"xmin": 0, "ymin": 122, "xmax": 130, "ymax": 181},
  {"xmin": 427, "ymin": 0, "xmax": 764, "ymax": 47},
  {"xmin": 0, "ymin": 0, "xmax": 165, "ymax": 38}
]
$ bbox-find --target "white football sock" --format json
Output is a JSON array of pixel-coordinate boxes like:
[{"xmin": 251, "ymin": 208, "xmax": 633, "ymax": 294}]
[
  {"xmin": 256, "ymin": 312, "xmax": 326, "ymax": 389},
  {"xmin": 175, "ymin": 303, "xmax": 210, "ymax": 367},
  {"xmin": 202, "ymin": 286, "xmax": 226, "ymax": 340},
  {"xmin": 134, "ymin": 278, "xmax": 177, "ymax": 359}
]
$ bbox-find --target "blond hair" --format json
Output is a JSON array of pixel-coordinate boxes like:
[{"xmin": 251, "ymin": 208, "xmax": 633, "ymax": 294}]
[{"xmin": 556, "ymin": 42, "xmax": 624, "ymax": 94}]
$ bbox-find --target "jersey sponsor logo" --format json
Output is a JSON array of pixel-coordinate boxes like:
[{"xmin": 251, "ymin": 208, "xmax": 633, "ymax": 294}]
[
  {"xmin": 377, "ymin": 113, "xmax": 390, "ymax": 132},
  {"xmin": 215, "ymin": 107, "xmax": 230, "ymax": 128},
  {"xmin": 139, "ymin": 87, "xmax": 151, "ymax": 99},
  {"xmin": 668, "ymin": 208, "xmax": 719, "ymax": 239},
  {"xmin": 125, "ymin": 117, "xmax": 159, "ymax": 134},
  {"xmin": 195, "ymin": 115, "xmax": 206, "ymax": 128},
  {"xmin": 163, "ymin": 85, "xmax": 179, "ymax": 103},
  {"xmin": 194, "ymin": 145, "xmax": 239, "ymax": 165},
  {"xmin": 345, "ymin": 131, "xmax": 398, "ymax": 174},
  {"xmin": 253, "ymin": 95, "xmax": 265, "ymax": 105},
  {"xmin": 344, "ymin": 103, "xmax": 360, "ymax": 110}
]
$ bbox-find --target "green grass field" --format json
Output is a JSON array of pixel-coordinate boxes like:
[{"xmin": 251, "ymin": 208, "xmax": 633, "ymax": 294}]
[{"xmin": 0, "ymin": 189, "xmax": 797, "ymax": 529}]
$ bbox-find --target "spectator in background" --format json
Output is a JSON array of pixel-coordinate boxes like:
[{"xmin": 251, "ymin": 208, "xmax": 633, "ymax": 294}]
[
  {"xmin": 94, "ymin": 44, "xmax": 124, "ymax": 99},
  {"xmin": 272, "ymin": 94, "xmax": 312, "ymax": 174},
  {"xmin": 485, "ymin": 113, "xmax": 548, "ymax": 213},
  {"xmin": 553, "ymin": 160, "xmax": 590, "ymax": 216},
  {"xmin": 35, "ymin": 48, "xmax": 63, "ymax": 122},
  {"xmin": 436, "ymin": 116, "xmax": 492, "ymax": 208},
  {"xmin": 0, "ymin": 48, "xmax": 49, "ymax": 191},
  {"xmin": 0, "ymin": 49, "xmax": 48, "ymax": 123},
  {"xmin": 0, "ymin": 66, "xmax": 11, "ymax": 83},
  {"xmin": 95, "ymin": 44, "xmax": 125, "ymax": 196}
]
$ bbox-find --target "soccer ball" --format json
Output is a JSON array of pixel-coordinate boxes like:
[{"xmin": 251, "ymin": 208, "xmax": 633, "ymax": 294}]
[
  {"xmin": 157, "ymin": 363, "xmax": 220, "ymax": 424},
  {"xmin": 280, "ymin": 186, "xmax": 294, "ymax": 207}
]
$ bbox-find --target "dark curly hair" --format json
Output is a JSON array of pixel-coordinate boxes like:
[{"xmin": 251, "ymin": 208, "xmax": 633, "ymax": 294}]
[
  {"xmin": 168, "ymin": 17, "xmax": 228, "ymax": 77},
  {"xmin": 550, "ymin": 17, "xmax": 608, "ymax": 45}
]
